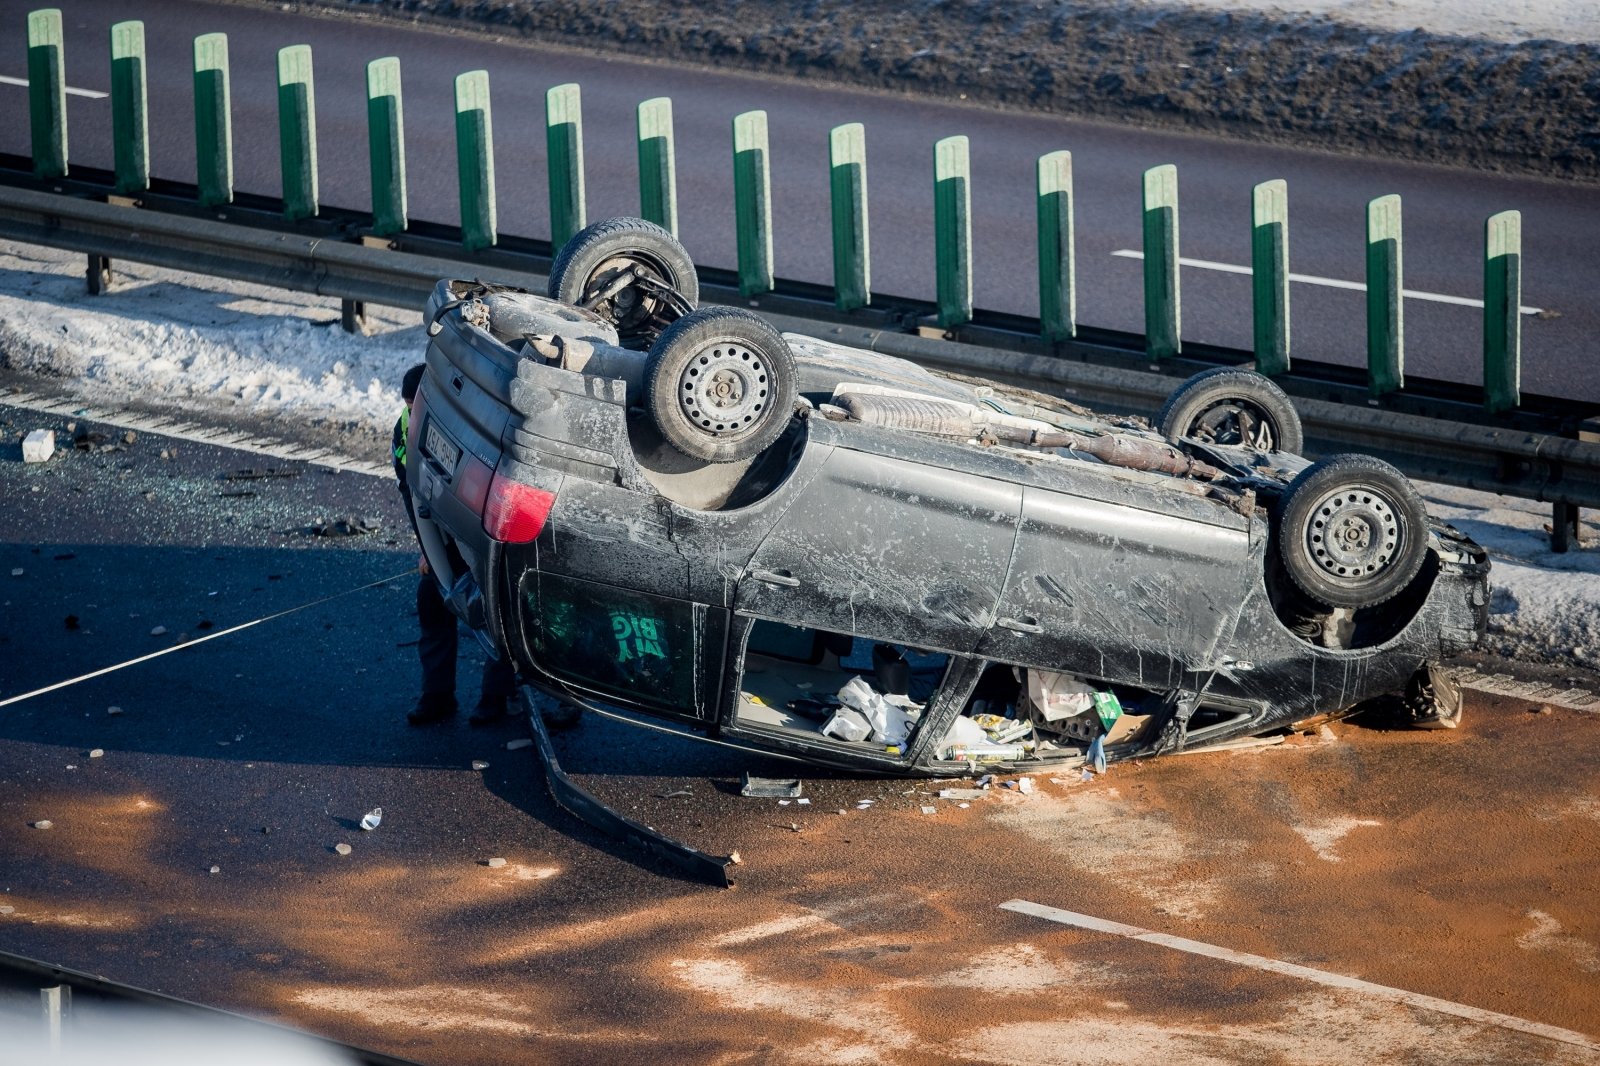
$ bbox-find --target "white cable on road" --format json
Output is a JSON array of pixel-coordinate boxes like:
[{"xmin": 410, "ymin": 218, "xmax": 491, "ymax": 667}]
[
  {"xmin": 1002, "ymin": 899, "xmax": 1600, "ymax": 1052},
  {"xmin": 0, "ymin": 569, "xmax": 417, "ymax": 709}
]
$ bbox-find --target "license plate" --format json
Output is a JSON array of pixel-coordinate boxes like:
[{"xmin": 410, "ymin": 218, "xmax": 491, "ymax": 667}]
[{"xmin": 423, "ymin": 420, "xmax": 461, "ymax": 472}]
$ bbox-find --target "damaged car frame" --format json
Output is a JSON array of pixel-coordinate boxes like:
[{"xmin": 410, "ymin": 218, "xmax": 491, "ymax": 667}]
[{"xmin": 407, "ymin": 218, "xmax": 1489, "ymax": 781}]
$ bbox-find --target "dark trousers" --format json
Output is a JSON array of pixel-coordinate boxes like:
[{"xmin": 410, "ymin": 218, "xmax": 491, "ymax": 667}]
[{"xmin": 417, "ymin": 575, "xmax": 516, "ymax": 706}]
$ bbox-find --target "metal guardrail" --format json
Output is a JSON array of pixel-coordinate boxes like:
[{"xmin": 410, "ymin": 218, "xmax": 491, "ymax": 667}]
[
  {"xmin": 17, "ymin": 6, "xmax": 1535, "ymax": 406},
  {"xmin": 0, "ymin": 177, "xmax": 1595, "ymax": 551}
]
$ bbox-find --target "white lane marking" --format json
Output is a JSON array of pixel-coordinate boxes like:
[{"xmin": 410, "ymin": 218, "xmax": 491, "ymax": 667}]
[
  {"xmin": 0, "ymin": 389, "xmax": 389, "ymax": 478},
  {"xmin": 0, "ymin": 74, "xmax": 108, "ymax": 99},
  {"xmin": 1110, "ymin": 249, "xmax": 1545, "ymax": 315},
  {"xmin": 1001, "ymin": 899, "xmax": 1600, "ymax": 1052}
]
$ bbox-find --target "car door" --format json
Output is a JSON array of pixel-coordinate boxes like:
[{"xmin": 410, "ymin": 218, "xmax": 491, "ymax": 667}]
[
  {"xmin": 734, "ymin": 446, "xmax": 1023, "ymax": 654},
  {"xmin": 518, "ymin": 568, "xmax": 727, "ymax": 724},
  {"xmin": 976, "ymin": 475, "xmax": 1259, "ymax": 691}
]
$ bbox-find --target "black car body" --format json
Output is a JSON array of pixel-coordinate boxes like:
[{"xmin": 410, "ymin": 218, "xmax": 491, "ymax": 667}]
[{"xmin": 406, "ymin": 234, "xmax": 1488, "ymax": 776}]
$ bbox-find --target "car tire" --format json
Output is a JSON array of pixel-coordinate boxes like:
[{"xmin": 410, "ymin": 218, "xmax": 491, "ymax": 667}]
[
  {"xmin": 1276, "ymin": 454, "xmax": 1429, "ymax": 610},
  {"xmin": 1156, "ymin": 366, "xmax": 1304, "ymax": 454},
  {"xmin": 644, "ymin": 307, "xmax": 798, "ymax": 464},
  {"xmin": 547, "ymin": 217, "xmax": 699, "ymax": 349}
]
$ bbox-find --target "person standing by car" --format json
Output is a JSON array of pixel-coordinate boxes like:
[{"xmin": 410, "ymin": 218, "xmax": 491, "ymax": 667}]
[{"xmin": 394, "ymin": 363, "xmax": 517, "ymax": 726}]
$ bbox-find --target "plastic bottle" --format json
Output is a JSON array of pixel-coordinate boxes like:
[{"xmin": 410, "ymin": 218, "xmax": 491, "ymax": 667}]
[
  {"xmin": 360, "ymin": 807, "xmax": 383, "ymax": 831},
  {"xmin": 949, "ymin": 743, "xmax": 1027, "ymax": 762}
]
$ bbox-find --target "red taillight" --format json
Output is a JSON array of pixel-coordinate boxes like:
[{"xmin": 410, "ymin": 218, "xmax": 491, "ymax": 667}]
[
  {"xmin": 453, "ymin": 454, "xmax": 494, "ymax": 514},
  {"xmin": 483, "ymin": 473, "xmax": 555, "ymax": 543}
]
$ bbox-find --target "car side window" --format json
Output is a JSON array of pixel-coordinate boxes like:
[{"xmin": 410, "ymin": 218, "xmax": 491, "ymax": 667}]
[{"xmin": 522, "ymin": 573, "xmax": 698, "ymax": 712}]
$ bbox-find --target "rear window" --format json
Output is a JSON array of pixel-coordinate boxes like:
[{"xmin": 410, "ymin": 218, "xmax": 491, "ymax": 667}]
[{"xmin": 521, "ymin": 572, "xmax": 698, "ymax": 712}]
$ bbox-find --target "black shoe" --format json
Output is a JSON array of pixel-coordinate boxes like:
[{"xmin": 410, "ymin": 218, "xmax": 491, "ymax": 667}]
[
  {"xmin": 468, "ymin": 699, "xmax": 510, "ymax": 727},
  {"xmin": 407, "ymin": 695, "xmax": 457, "ymax": 726}
]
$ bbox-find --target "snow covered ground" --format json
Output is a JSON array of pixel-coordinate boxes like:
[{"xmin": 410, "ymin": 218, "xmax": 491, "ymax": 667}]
[
  {"xmin": 1153, "ymin": 0, "xmax": 1600, "ymax": 44},
  {"xmin": 2, "ymin": 242, "xmax": 1598, "ymax": 671}
]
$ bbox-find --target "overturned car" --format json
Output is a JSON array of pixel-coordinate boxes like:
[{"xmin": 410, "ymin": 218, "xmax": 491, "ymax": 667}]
[{"xmin": 406, "ymin": 218, "xmax": 1489, "ymax": 777}]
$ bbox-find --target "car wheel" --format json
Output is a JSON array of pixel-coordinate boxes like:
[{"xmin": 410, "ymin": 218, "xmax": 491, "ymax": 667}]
[
  {"xmin": 645, "ymin": 307, "xmax": 798, "ymax": 463},
  {"xmin": 1156, "ymin": 366, "xmax": 1304, "ymax": 454},
  {"xmin": 547, "ymin": 217, "xmax": 698, "ymax": 349},
  {"xmin": 1276, "ymin": 454, "xmax": 1428, "ymax": 609}
]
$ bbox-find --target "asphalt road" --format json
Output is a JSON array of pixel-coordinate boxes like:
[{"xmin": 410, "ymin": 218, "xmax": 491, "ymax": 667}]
[
  {"xmin": 1, "ymin": 0, "xmax": 1597, "ymax": 402},
  {"xmin": 3, "ymin": 391, "xmax": 1600, "ymax": 1063}
]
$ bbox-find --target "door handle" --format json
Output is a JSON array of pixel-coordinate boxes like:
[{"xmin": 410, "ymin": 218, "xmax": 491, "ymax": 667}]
[
  {"xmin": 751, "ymin": 568, "xmax": 801, "ymax": 588},
  {"xmin": 997, "ymin": 616, "xmax": 1043, "ymax": 634}
]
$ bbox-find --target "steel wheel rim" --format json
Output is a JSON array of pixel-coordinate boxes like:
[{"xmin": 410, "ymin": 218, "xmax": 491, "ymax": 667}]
[
  {"xmin": 584, "ymin": 252, "xmax": 668, "ymax": 333},
  {"xmin": 1304, "ymin": 484, "xmax": 1402, "ymax": 583},
  {"xmin": 678, "ymin": 342, "xmax": 771, "ymax": 435},
  {"xmin": 1194, "ymin": 400, "xmax": 1276, "ymax": 449}
]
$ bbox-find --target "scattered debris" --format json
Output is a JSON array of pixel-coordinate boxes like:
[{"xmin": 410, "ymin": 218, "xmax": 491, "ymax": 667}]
[
  {"xmin": 921, "ymin": 805, "xmax": 937, "ymax": 815},
  {"xmin": 208, "ymin": 866, "xmax": 221, "ymax": 874},
  {"xmin": 957, "ymin": 802, "xmax": 970, "ymax": 809},
  {"xmin": 22, "ymin": 429, "xmax": 55, "ymax": 463},
  {"xmin": 149, "ymin": 625, "xmax": 167, "ymax": 637},
  {"xmin": 938, "ymin": 788, "xmax": 986, "ymax": 800},
  {"xmin": 1318, "ymin": 724, "xmax": 1338, "ymax": 742},
  {"xmin": 72, "ymin": 427, "xmax": 110, "ymax": 450},
  {"xmin": 10, "ymin": 568, "xmax": 22, "ymax": 578},
  {"xmin": 63, "ymin": 615, "xmax": 79, "ymax": 630},
  {"xmin": 740, "ymin": 774, "xmax": 803, "ymax": 798},
  {"xmin": 797, "ymin": 798, "xmax": 810, "ymax": 806},
  {"xmin": 656, "ymin": 788, "xmax": 692, "ymax": 799},
  {"xmin": 31, "ymin": 820, "xmax": 52, "ymax": 830},
  {"xmin": 334, "ymin": 843, "xmax": 352, "ymax": 856},
  {"xmin": 1017, "ymin": 777, "xmax": 1035, "ymax": 794},
  {"xmin": 1538, "ymin": 705, "xmax": 1554, "ymax": 716},
  {"xmin": 505, "ymin": 738, "xmax": 533, "ymax": 751},
  {"xmin": 728, "ymin": 851, "xmax": 742, "ymax": 865},
  {"xmin": 0, "ymin": 905, "xmax": 14, "ymax": 915},
  {"xmin": 486, "ymin": 857, "xmax": 507, "ymax": 868},
  {"xmin": 471, "ymin": 759, "xmax": 490, "ymax": 771},
  {"xmin": 360, "ymin": 807, "xmax": 383, "ymax": 831},
  {"xmin": 223, "ymin": 468, "xmax": 301, "ymax": 481},
  {"xmin": 298, "ymin": 517, "xmax": 377, "ymax": 538},
  {"xmin": 88, "ymin": 749, "xmax": 103, "ymax": 759},
  {"xmin": 107, "ymin": 706, "xmax": 123, "ymax": 716},
  {"xmin": 121, "ymin": 430, "xmax": 137, "ymax": 445}
]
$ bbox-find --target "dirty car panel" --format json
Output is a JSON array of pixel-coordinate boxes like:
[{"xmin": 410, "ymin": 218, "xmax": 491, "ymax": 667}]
[{"xmin": 410, "ymin": 260, "xmax": 1489, "ymax": 777}]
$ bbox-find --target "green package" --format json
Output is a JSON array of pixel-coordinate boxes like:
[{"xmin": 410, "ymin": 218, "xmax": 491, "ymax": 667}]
[{"xmin": 1092, "ymin": 690, "xmax": 1123, "ymax": 731}]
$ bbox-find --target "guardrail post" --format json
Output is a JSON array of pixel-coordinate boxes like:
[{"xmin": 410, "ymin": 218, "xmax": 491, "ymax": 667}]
[
  {"xmin": 829, "ymin": 122, "xmax": 869, "ymax": 312},
  {"xmin": 733, "ymin": 110, "xmax": 773, "ymax": 297},
  {"xmin": 934, "ymin": 135, "xmax": 972, "ymax": 330},
  {"xmin": 193, "ymin": 33, "xmax": 232, "ymax": 207},
  {"xmin": 110, "ymin": 21, "xmax": 149, "ymax": 195},
  {"xmin": 1366, "ymin": 193, "xmax": 1404, "ymax": 396},
  {"xmin": 547, "ymin": 83, "xmax": 585, "ymax": 250},
  {"xmin": 1142, "ymin": 163, "xmax": 1180, "ymax": 360},
  {"xmin": 276, "ymin": 45, "xmax": 318, "ymax": 221},
  {"xmin": 1037, "ymin": 150, "xmax": 1075, "ymax": 342},
  {"xmin": 454, "ymin": 71, "xmax": 496, "ymax": 252},
  {"xmin": 1484, "ymin": 209, "xmax": 1522, "ymax": 414},
  {"xmin": 1251, "ymin": 178, "xmax": 1290, "ymax": 375},
  {"xmin": 27, "ymin": 9, "xmax": 68, "ymax": 179},
  {"xmin": 366, "ymin": 57, "xmax": 406, "ymax": 237},
  {"xmin": 636, "ymin": 97, "xmax": 676, "ymax": 237},
  {"xmin": 41, "ymin": 984, "xmax": 70, "ymax": 1053}
]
